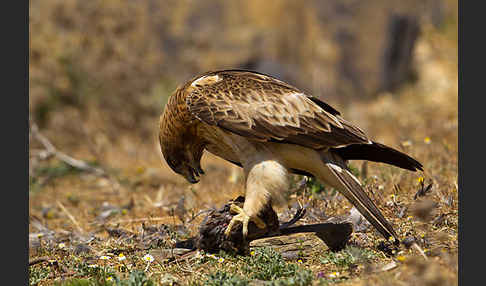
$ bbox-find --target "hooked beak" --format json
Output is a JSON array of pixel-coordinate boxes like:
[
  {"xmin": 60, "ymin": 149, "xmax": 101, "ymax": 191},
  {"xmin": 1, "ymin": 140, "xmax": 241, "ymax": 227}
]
[
  {"xmin": 196, "ymin": 165, "xmax": 205, "ymax": 175},
  {"xmin": 184, "ymin": 165, "xmax": 205, "ymax": 184},
  {"xmin": 186, "ymin": 172, "xmax": 199, "ymax": 184}
]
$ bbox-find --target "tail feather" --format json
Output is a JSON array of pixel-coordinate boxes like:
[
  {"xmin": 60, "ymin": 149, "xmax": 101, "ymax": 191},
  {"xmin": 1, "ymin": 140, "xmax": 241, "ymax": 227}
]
[
  {"xmin": 325, "ymin": 161, "xmax": 399, "ymax": 242},
  {"xmin": 333, "ymin": 141, "xmax": 423, "ymax": 171}
]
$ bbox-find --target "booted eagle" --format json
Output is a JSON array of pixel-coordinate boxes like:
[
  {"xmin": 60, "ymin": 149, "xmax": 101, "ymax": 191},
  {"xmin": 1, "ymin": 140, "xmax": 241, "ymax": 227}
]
[{"xmin": 159, "ymin": 70, "xmax": 422, "ymax": 242}]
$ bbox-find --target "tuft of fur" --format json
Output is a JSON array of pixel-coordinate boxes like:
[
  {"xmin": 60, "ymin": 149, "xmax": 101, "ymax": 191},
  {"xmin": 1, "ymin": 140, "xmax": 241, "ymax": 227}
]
[{"xmin": 243, "ymin": 160, "xmax": 289, "ymax": 217}]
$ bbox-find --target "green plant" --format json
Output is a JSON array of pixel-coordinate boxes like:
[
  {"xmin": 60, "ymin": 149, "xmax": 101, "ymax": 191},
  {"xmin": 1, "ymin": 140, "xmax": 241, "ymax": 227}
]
[
  {"xmin": 268, "ymin": 269, "xmax": 313, "ymax": 286},
  {"xmin": 29, "ymin": 265, "xmax": 51, "ymax": 285},
  {"xmin": 57, "ymin": 270, "xmax": 155, "ymax": 286},
  {"xmin": 116, "ymin": 270, "xmax": 156, "ymax": 286},
  {"xmin": 317, "ymin": 277, "xmax": 348, "ymax": 285},
  {"xmin": 55, "ymin": 278, "xmax": 98, "ymax": 286},
  {"xmin": 319, "ymin": 246, "xmax": 377, "ymax": 269},
  {"xmin": 347, "ymin": 164, "xmax": 361, "ymax": 179},
  {"xmin": 201, "ymin": 271, "xmax": 249, "ymax": 286},
  {"xmin": 241, "ymin": 248, "xmax": 299, "ymax": 281},
  {"xmin": 306, "ymin": 176, "xmax": 326, "ymax": 195}
]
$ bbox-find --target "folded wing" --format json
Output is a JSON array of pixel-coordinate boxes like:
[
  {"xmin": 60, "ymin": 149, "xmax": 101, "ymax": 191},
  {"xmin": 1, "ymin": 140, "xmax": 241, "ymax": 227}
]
[{"xmin": 187, "ymin": 70, "xmax": 370, "ymax": 150}]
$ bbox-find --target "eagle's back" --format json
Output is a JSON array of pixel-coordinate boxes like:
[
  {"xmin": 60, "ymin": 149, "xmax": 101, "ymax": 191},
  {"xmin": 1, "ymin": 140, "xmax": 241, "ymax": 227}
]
[{"xmin": 182, "ymin": 70, "xmax": 370, "ymax": 150}]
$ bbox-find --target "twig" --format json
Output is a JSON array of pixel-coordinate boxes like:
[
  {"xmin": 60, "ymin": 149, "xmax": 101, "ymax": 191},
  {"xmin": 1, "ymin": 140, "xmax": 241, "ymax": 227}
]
[
  {"xmin": 374, "ymin": 261, "xmax": 398, "ymax": 273},
  {"xmin": 29, "ymin": 257, "xmax": 70, "ymax": 274},
  {"xmin": 187, "ymin": 209, "xmax": 213, "ymax": 223},
  {"xmin": 30, "ymin": 122, "xmax": 106, "ymax": 176},
  {"xmin": 47, "ymin": 271, "xmax": 77, "ymax": 280},
  {"xmin": 279, "ymin": 206, "xmax": 307, "ymax": 230},
  {"xmin": 171, "ymin": 255, "xmax": 196, "ymax": 274},
  {"xmin": 57, "ymin": 201, "xmax": 84, "ymax": 233},
  {"xmin": 106, "ymin": 217, "xmax": 176, "ymax": 225},
  {"xmin": 412, "ymin": 242, "xmax": 428, "ymax": 260},
  {"xmin": 29, "ymin": 256, "xmax": 50, "ymax": 266},
  {"xmin": 30, "ymin": 121, "xmax": 124, "ymax": 194}
]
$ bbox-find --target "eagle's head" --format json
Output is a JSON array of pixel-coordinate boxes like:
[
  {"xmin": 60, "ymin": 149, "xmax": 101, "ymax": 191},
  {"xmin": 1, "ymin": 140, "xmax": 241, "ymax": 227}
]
[
  {"xmin": 161, "ymin": 143, "xmax": 205, "ymax": 184},
  {"xmin": 159, "ymin": 105, "xmax": 205, "ymax": 184}
]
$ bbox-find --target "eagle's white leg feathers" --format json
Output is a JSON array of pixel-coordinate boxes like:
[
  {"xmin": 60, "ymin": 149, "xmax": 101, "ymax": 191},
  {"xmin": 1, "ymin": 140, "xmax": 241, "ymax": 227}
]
[
  {"xmin": 244, "ymin": 160, "xmax": 289, "ymax": 217},
  {"xmin": 225, "ymin": 156, "xmax": 290, "ymax": 238}
]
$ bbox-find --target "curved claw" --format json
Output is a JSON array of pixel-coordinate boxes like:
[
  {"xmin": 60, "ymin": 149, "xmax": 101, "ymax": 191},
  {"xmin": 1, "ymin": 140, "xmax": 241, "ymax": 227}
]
[{"xmin": 224, "ymin": 204, "xmax": 266, "ymax": 238}]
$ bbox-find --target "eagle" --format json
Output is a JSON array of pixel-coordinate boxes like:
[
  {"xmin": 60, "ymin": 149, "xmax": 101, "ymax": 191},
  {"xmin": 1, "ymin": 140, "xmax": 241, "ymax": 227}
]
[{"xmin": 159, "ymin": 69, "xmax": 423, "ymax": 243}]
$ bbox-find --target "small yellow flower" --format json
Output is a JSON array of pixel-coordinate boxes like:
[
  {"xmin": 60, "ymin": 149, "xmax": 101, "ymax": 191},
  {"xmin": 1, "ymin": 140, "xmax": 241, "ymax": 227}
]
[
  {"xmin": 407, "ymin": 215, "xmax": 413, "ymax": 220},
  {"xmin": 99, "ymin": 255, "xmax": 111, "ymax": 260},
  {"xmin": 218, "ymin": 257, "xmax": 225, "ymax": 263},
  {"xmin": 424, "ymin": 137, "xmax": 431, "ymax": 144},
  {"xmin": 58, "ymin": 242, "xmax": 66, "ymax": 249},
  {"xmin": 397, "ymin": 255, "xmax": 406, "ymax": 262},
  {"xmin": 297, "ymin": 259, "xmax": 303, "ymax": 263},
  {"xmin": 37, "ymin": 233, "xmax": 44, "ymax": 238},
  {"xmin": 250, "ymin": 250, "xmax": 256, "ymax": 256},
  {"xmin": 121, "ymin": 209, "xmax": 128, "ymax": 215},
  {"xmin": 329, "ymin": 272, "xmax": 340, "ymax": 278},
  {"xmin": 417, "ymin": 177, "xmax": 424, "ymax": 184},
  {"xmin": 106, "ymin": 276, "xmax": 114, "ymax": 282},
  {"xmin": 142, "ymin": 254, "xmax": 154, "ymax": 263},
  {"xmin": 118, "ymin": 253, "xmax": 126, "ymax": 261}
]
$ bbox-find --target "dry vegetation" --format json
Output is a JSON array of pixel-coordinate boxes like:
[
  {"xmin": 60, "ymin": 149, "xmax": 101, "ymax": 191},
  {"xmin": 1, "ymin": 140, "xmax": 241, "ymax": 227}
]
[{"xmin": 29, "ymin": 0, "xmax": 457, "ymax": 285}]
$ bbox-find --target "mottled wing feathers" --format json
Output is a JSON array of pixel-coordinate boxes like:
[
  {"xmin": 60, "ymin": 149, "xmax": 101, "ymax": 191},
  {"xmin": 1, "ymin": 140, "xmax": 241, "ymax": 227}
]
[{"xmin": 186, "ymin": 70, "xmax": 370, "ymax": 149}]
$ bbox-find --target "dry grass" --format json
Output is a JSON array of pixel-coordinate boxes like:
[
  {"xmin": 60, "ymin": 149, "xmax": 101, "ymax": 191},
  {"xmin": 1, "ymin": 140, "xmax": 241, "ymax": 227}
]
[{"xmin": 29, "ymin": 1, "xmax": 457, "ymax": 285}]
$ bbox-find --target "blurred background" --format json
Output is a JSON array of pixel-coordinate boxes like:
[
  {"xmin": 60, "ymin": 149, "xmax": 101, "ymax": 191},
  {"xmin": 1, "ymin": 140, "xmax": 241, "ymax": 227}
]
[{"xmin": 29, "ymin": 0, "xmax": 457, "ymax": 148}]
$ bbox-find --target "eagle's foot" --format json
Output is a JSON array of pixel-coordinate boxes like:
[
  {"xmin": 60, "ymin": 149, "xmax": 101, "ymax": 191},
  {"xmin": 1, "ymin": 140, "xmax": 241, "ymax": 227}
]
[{"xmin": 224, "ymin": 204, "xmax": 266, "ymax": 238}]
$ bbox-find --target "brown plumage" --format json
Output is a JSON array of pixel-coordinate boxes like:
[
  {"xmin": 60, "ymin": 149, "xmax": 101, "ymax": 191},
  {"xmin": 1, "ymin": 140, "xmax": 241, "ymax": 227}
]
[{"xmin": 159, "ymin": 69, "xmax": 423, "ymax": 242}]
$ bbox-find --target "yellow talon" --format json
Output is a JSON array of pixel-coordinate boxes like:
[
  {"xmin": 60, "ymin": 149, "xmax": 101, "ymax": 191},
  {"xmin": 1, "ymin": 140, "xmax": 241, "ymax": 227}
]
[{"xmin": 224, "ymin": 204, "xmax": 266, "ymax": 238}]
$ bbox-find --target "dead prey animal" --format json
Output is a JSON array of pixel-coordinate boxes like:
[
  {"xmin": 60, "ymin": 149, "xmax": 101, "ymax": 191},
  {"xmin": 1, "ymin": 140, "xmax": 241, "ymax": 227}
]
[{"xmin": 177, "ymin": 196, "xmax": 354, "ymax": 254}]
